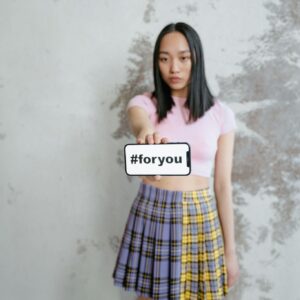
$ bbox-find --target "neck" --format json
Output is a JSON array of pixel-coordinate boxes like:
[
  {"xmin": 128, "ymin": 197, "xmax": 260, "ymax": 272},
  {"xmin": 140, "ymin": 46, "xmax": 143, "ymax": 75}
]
[
  {"xmin": 172, "ymin": 95, "xmax": 186, "ymax": 99},
  {"xmin": 172, "ymin": 93, "xmax": 187, "ymax": 97},
  {"xmin": 171, "ymin": 86, "xmax": 188, "ymax": 98}
]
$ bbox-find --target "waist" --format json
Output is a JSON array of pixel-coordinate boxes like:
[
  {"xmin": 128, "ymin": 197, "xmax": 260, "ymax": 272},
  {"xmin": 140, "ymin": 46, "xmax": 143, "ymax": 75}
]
[{"xmin": 141, "ymin": 175, "xmax": 210, "ymax": 191}]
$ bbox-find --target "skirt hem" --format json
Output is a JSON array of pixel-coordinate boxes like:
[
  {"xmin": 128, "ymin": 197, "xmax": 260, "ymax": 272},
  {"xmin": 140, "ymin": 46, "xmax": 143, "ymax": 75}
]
[{"xmin": 113, "ymin": 281, "xmax": 153, "ymax": 299}]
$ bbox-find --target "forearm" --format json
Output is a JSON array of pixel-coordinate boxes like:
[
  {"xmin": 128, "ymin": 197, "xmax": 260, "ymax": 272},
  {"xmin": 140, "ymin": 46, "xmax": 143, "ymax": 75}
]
[
  {"xmin": 214, "ymin": 185, "xmax": 236, "ymax": 254},
  {"xmin": 127, "ymin": 108, "xmax": 154, "ymax": 138}
]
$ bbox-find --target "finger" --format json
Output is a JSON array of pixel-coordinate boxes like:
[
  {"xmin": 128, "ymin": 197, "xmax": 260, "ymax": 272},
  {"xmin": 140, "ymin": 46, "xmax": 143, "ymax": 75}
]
[
  {"xmin": 228, "ymin": 275, "xmax": 234, "ymax": 288},
  {"xmin": 136, "ymin": 135, "xmax": 145, "ymax": 144},
  {"xmin": 154, "ymin": 175, "xmax": 161, "ymax": 181},
  {"xmin": 153, "ymin": 132, "xmax": 161, "ymax": 144},
  {"xmin": 161, "ymin": 137, "xmax": 169, "ymax": 144},
  {"xmin": 146, "ymin": 134, "xmax": 154, "ymax": 144}
]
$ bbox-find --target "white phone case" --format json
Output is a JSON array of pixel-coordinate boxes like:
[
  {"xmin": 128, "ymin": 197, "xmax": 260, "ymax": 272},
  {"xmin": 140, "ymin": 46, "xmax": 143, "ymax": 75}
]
[{"xmin": 124, "ymin": 142, "xmax": 191, "ymax": 176}]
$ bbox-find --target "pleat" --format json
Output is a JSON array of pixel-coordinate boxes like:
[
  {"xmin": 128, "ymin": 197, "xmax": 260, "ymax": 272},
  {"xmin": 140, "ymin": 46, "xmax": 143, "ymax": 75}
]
[
  {"xmin": 152, "ymin": 191, "xmax": 166, "ymax": 297},
  {"xmin": 136, "ymin": 192, "xmax": 156, "ymax": 294},
  {"xmin": 193, "ymin": 202, "xmax": 200, "ymax": 299},
  {"xmin": 192, "ymin": 194, "xmax": 201, "ymax": 297},
  {"xmin": 180, "ymin": 199, "xmax": 188, "ymax": 300},
  {"xmin": 201, "ymin": 192, "xmax": 228, "ymax": 299},
  {"xmin": 112, "ymin": 194, "xmax": 140, "ymax": 284},
  {"xmin": 201, "ymin": 193, "xmax": 209, "ymax": 299},
  {"xmin": 170, "ymin": 194, "xmax": 183, "ymax": 299},
  {"xmin": 123, "ymin": 193, "xmax": 147, "ymax": 287},
  {"xmin": 210, "ymin": 202, "xmax": 228, "ymax": 296},
  {"xmin": 186, "ymin": 197, "xmax": 193, "ymax": 298}
]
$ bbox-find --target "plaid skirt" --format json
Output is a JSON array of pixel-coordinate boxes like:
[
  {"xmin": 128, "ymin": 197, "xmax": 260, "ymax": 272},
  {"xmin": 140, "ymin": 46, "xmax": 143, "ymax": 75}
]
[{"xmin": 112, "ymin": 182, "xmax": 228, "ymax": 300}]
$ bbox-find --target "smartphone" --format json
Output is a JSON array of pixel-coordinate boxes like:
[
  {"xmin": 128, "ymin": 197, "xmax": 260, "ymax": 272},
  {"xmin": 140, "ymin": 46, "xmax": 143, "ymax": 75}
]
[{"xmin": 124, "ymin": 142, "xmax": 191, "ymax": 176}]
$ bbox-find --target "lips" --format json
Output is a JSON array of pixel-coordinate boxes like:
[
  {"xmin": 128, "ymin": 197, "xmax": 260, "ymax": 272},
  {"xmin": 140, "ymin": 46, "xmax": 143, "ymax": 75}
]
[{"xmin": 169, "ymin": 77, "xmax": 182, "ymax": 83}]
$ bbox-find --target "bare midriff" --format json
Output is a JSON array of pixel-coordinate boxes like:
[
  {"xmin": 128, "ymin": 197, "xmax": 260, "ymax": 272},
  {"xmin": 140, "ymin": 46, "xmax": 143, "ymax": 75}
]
[{"xmin": 141, "ymin": 175, "xmax": 210, "ymax": 191}]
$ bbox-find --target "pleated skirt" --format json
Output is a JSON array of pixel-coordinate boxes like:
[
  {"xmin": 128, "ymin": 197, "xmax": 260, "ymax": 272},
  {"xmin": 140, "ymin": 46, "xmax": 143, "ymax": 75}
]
[{"xmin": 112, "ymin": 182, "xmax": 228, "ymax": 300}]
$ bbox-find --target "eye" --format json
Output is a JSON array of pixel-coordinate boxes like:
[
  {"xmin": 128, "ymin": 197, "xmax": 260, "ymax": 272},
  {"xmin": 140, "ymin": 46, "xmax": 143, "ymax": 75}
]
[
  {"xmin": 159, "ymin": 57, "xmax": 168, "ymax": 62},
  {"xmin": 181, "ymin": 56, "xmax": 190, "ymax": 61}
]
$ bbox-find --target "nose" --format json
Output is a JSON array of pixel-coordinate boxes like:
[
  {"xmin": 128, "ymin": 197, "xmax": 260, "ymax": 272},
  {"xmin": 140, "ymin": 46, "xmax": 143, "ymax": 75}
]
[{"xmin": 170, "ymin": 59, "xmax": 180, "ymax": 73}]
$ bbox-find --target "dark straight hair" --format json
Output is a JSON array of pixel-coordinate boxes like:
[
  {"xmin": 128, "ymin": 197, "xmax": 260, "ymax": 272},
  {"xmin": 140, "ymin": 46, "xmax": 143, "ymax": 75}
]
[{"xmin": 151, "ymin": 22, "xmax": 215, "ymax": 123}]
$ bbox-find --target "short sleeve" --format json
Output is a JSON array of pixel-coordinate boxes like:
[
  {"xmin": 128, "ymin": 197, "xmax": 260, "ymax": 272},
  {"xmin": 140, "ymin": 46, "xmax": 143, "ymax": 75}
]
[
  {"xmin": 126, "ymin": 94, "xmax": 156, "ymax": 118},
  {"xmin": 219, "ymin": 100, "xmax": 237, "ymax": 134}
]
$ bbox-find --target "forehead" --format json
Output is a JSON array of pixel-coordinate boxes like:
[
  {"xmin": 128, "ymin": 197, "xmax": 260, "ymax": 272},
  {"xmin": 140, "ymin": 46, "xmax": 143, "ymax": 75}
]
[{"xmin": 159, "ymin": 32, "xmax": 190, "ymax": 54}]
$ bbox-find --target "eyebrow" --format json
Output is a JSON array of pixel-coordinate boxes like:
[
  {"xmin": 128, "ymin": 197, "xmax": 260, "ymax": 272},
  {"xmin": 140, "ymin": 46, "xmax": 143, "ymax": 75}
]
[{"xmin": 159, "ymin": 50, "xmax": 191, "ymax": 55}]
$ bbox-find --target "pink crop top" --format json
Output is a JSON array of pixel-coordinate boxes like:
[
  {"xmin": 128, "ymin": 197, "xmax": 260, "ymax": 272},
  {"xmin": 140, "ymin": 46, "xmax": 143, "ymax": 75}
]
[{"xmin": 126, "ymin": 92, "xmax": 237, "ymax": 177}]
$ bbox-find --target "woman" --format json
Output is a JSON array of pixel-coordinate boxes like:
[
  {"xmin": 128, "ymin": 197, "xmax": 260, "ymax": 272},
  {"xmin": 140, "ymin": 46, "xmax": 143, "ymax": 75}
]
[{"xmin": 112, "ymin": 22, "xmax": 240, "ymax": 300}]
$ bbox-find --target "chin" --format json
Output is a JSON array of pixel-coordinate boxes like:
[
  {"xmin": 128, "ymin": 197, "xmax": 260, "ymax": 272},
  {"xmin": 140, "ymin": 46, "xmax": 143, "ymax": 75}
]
[{"xmin": 168, "ymin": 83, "xmax": 187, "ymax": 90}]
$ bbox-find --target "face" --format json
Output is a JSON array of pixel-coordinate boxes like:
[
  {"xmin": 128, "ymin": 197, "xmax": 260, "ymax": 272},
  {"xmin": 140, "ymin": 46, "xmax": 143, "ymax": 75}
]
[{"xmin": 158, "ymin": 31, "xmax": 192, "ymax": 97}]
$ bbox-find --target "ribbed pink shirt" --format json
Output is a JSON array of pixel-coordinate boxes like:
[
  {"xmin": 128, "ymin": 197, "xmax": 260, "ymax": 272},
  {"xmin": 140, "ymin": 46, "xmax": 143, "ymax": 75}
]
[{"xmin": 126, "ymin": 92, "xmax": 237, "ymax": 177}]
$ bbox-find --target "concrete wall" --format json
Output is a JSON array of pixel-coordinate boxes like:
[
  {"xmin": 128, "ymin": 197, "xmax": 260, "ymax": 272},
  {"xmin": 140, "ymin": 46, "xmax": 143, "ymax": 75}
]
[{"xmin": 0, "ymin": 0, "xmax": 299, "ymax": 299}]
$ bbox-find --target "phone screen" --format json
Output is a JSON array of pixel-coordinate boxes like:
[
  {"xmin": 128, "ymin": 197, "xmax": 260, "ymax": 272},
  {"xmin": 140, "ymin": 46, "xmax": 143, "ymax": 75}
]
[{"xmin": 124, "ymin": 142, "xmax": 191, "ymax": 176}]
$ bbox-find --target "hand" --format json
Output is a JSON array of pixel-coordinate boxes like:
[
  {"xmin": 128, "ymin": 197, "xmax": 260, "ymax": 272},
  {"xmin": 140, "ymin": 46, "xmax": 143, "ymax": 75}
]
[
  {"xmin": 225, "ymin": 251, "xmax": 240, "ymax": 289},
  {"xmin": 136, "ymin": 131, "xmax": 169, "ymax": 182}
]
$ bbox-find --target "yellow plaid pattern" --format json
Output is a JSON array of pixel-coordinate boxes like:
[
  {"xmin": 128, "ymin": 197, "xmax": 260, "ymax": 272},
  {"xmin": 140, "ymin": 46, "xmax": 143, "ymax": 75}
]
[{"xmin": 180, "ymin": 190, "xmax": 228, "ymax": 300}]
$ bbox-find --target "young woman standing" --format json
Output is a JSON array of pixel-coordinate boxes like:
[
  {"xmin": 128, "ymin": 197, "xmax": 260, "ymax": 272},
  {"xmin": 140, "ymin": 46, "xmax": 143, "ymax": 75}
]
[{"xmin": 112, "ymin": 22, "xmax": 240, "ymax": 300}]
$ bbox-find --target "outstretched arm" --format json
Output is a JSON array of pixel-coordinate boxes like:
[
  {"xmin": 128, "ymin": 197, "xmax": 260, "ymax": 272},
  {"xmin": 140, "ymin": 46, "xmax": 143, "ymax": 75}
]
[
  {"xmin": 127, "ymin": 106, "xmax": 167, "ymax": 181},
  {"xmin": 127, "ymin": 106, "xmax": 155, "ymax": 140}
]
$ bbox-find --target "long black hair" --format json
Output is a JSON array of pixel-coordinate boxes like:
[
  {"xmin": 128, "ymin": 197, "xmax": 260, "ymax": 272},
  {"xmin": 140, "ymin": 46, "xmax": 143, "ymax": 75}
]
[{"xmin": 151, "ymin": 22, "xmax": 215, "ymax": 123}]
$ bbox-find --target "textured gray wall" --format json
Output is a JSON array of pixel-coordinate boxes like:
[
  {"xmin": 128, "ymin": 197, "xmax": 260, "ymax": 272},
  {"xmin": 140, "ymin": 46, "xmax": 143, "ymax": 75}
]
[{"xmin": 0, "ymin": 1, "xmax": 299, "ymax": 300}]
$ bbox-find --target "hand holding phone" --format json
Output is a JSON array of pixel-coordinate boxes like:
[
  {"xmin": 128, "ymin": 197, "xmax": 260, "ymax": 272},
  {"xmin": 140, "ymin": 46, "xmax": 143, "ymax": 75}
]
[
  {"xmin": 136, "ymin": 131, "xmax": 169, "ymax": 181},
  {"xmin": 124, "ymin": 133, "xmax": 191, "ymax": 176}
]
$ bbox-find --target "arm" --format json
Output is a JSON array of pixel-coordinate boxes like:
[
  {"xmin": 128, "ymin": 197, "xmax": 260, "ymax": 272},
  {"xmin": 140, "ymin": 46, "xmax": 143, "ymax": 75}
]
[
  {"xmin": 127, "ymin": 106, "xmax": 167, "ymax": 181},
  {"xmin": 127, "ymin": 106, "xmax": 155, "ymax": 141},
  {"xmin": 213, "ymin": 130, "xmax": 236, "ymax": 255},
  {"xmin": 214, "ymin": 130, "xmax": 240, "ymax": 288}
]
